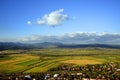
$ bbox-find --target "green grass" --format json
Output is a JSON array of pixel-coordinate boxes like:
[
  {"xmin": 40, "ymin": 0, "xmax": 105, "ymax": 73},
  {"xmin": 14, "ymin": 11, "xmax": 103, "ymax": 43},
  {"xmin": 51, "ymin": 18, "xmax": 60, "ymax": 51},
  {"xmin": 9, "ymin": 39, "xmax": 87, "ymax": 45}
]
[{"xmin": 15, "ymin": 60, "xmax": 40, "ymax": 66}]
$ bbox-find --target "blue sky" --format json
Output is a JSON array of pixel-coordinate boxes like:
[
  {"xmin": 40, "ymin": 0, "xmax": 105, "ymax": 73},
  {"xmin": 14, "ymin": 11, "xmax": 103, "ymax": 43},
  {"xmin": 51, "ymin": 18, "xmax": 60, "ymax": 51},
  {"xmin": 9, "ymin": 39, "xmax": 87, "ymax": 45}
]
[{"xmin": 0, "ymin": 0, "xmax": 120, "ymax": 43}]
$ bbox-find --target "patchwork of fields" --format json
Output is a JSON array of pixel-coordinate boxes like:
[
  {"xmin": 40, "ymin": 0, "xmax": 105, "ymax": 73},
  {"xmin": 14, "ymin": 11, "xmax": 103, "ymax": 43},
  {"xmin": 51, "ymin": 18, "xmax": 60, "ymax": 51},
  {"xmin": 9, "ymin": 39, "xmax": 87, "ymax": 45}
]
[{"xmin": 0, "ymin": 48, "xmax": 120, "ymax": 74}]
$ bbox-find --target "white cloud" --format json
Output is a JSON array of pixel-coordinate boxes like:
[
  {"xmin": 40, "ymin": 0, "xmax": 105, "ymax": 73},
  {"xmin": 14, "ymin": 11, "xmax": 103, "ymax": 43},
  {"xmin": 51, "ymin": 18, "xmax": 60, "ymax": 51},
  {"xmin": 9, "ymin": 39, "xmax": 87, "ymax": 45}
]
[
  {"xmin": 37, "ymin": 20, "xmax": 45, "ymax": 25},
  {"xmin": 21, "ymin": 38, "xmax": 29, "ymax": 42},
  {"xmin": 37, "ymin": 9, "xmax": 68, "ymax": 27},
  {"xmin": 27, "ymin": 21, "xmax": 31, "ymax": 25},
  {"xmin": 19, "ymin": 32, "xmax": 120, "ymax": 44}
]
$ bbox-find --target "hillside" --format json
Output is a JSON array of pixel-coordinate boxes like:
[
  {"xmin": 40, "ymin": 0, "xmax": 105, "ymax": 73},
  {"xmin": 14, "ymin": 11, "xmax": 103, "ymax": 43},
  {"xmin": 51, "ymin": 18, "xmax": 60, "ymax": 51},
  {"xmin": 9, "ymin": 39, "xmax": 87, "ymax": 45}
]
[{"xmin": 0, "ymin": 42, "xmax": 120, "ymax": 50}]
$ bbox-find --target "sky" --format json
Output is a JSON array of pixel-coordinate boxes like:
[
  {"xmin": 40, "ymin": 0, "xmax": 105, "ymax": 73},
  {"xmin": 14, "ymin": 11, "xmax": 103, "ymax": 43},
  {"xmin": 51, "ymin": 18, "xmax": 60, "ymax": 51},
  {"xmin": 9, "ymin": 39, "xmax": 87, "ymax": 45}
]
[{"xmin": 0, "ymin": 0, "xmax": 120, "ymax": 43}]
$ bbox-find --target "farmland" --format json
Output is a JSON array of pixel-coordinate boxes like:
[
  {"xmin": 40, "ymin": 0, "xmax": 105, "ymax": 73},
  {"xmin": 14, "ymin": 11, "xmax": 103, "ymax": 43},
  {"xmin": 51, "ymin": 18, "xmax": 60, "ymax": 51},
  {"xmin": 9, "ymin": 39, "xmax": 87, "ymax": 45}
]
[{"xmin": 0, "ymin": 48, "xmax": 120, "ymax": 74}]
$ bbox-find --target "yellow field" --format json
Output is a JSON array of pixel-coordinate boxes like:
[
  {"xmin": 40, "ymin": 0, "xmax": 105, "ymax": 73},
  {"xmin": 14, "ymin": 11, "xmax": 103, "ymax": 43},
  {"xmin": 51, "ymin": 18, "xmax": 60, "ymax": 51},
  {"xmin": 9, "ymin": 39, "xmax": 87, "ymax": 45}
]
[
  {"xmin": 0, "ymin": 54, "xmax": 40, "ymax": 73},
  {"xmin": 61, "ymin": 60, "xmax": 102, "ymax": 65},
  {"xmin": 0, "ymin": 54, "xmax": 39, "ymax": 64}
]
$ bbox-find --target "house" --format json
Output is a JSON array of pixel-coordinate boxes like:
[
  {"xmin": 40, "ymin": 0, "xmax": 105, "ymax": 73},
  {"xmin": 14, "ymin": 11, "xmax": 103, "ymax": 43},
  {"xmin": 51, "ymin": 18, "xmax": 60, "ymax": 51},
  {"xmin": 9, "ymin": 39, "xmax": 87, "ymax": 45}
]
[
  {"xmin": 53, "ymin": 73, "xmax": 60, "ymax": 78},
  {"xmin": 77, "ymin": 73, "xmax": 82, "ymax": 76},
  {"xmin": 116, "ymin": 69, "xmax": 120, "ymax": 72},
  {"xmin": 82, "ymin": 78, "xmax": 89, "ymax": 80},
  {"xmin": 90, "ymin": 78, "xmax": 96, "ymax": 80}
]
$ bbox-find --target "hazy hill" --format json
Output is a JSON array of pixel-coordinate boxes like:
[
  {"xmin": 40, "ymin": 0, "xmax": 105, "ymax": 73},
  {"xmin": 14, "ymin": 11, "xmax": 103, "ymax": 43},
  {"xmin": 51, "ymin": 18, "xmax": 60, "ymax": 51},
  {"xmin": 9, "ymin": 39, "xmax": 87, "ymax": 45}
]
[{"xmin": 0, "ymin": 42, "xmax": 120, "ymax": 50}]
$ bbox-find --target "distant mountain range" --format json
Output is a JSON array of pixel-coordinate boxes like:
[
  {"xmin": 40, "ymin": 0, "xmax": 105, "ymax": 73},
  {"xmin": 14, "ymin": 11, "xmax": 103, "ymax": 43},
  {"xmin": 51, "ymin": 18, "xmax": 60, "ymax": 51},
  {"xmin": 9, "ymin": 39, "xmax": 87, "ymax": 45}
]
[
  {"xmin": 0, "ymin": 42, "xmax": 120, "ymax": 50},
  {"xmin": 0, "ymin": 42, "xmax": 63, "ymax": 50}
]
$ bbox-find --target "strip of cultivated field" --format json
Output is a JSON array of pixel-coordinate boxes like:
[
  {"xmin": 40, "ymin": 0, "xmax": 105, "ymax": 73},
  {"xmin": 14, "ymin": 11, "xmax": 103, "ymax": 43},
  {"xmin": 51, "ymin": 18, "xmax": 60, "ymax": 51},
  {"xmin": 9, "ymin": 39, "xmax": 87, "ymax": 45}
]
[{"xmin": 24, "ymin": 58, "xmax": 67, "ymax": 73}]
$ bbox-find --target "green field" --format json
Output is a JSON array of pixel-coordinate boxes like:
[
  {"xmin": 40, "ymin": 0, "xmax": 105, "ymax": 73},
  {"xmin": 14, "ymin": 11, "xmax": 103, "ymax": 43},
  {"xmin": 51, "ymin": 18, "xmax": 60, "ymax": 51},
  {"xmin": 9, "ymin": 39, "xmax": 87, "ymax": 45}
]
[{"xmin": 0, "ymin": 48, "xmax": 120, "ymax": 74}]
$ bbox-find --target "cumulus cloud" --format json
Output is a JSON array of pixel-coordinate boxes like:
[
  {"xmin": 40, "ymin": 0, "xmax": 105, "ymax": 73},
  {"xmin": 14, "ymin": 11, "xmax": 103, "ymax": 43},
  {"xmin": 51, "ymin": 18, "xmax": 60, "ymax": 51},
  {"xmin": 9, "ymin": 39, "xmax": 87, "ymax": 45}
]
[
  {"xmin": 27, "ymin": 21, "xmax": 31, "ymax": 25},
  {"xmin": 37, "ymin": 9, "xmax": 68, "ymax": 27}
]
